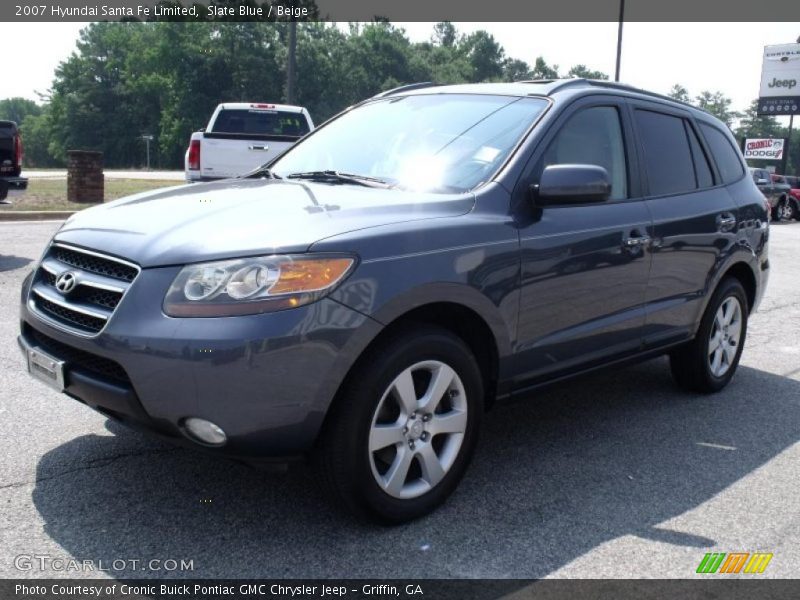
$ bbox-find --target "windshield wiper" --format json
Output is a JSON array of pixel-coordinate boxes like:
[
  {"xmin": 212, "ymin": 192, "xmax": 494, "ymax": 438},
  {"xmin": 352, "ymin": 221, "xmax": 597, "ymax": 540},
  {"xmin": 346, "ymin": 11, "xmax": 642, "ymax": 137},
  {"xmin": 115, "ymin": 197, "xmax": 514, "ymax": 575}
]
[
  {"xmin": 241, "ymin": 165, "xmax": 282, "ymax": 179},
  {"xmin": 285, "ymin": 170, "xmax": 392, "ymax": 188}
]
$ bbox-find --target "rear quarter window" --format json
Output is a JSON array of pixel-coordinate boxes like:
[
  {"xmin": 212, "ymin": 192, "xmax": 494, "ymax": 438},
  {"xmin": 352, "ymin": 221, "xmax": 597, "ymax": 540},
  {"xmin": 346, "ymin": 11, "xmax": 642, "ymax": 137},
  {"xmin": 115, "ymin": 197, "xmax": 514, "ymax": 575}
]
[{"xmin": 699, "ymin": 122, "xmax": 745, "ymax": 184}]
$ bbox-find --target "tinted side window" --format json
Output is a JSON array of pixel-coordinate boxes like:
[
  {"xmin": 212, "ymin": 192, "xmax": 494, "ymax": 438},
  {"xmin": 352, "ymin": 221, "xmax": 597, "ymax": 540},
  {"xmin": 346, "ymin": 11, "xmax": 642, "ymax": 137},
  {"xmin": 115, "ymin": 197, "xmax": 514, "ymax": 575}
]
[
  {"xmin": 699, "ymin": 123, "xmax": 745, "ymax": 184},
  {"xmin": 685, "ymin": 122, "xmax": 714, "ymax": 188},
  {"xmin": 634, "ymin": 110, "xmax": 695, "ymax": 196},
  {"xmin": 539, "ymin": 106, "xmax": 628, "ymax": 200}
]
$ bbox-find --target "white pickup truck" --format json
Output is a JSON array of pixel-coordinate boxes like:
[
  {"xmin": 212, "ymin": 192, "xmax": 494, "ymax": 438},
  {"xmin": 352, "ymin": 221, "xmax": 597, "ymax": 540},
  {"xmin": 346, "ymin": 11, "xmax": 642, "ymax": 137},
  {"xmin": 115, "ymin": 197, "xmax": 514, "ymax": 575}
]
[{"xmin": 184, "ymin": 102, "xmax": 314, "ymax": 182}]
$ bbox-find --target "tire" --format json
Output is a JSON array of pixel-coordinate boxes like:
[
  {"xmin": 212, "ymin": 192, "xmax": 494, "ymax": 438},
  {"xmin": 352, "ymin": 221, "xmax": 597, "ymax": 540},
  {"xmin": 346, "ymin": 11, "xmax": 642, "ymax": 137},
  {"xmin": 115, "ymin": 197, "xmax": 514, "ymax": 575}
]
[
  {"xmin": 777, "ymin": 198, "xmax": 794, "ymax": 222},
  {"xmin": 788, "ymin": 199, "xmax": 800, "ymax": 221},
  {"xmin": 669, "ymin": 278, "xmax": 748, "ymax": 393},
  {"xmin": 314, "ymin": 326, "xmax": 483, "ymax": 524}
]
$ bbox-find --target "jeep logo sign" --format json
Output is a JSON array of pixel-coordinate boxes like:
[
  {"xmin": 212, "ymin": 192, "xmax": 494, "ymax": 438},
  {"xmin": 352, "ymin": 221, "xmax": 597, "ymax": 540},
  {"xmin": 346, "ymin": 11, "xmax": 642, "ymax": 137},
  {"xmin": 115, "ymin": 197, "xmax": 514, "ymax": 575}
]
[
  {"xmin": 767, "ymin": 77, "xmax": 797, "ymax": 90},
  {"xmin": 758, "ymin": 43, "xmax": 800, "ymax": 115}
]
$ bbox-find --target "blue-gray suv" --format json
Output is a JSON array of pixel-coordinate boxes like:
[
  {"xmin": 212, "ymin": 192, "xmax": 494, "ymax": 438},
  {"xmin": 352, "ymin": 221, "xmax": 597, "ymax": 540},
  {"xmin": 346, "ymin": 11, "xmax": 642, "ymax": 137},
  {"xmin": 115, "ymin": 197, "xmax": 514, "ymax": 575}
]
[{"xmin": 19, "ymin": 80, "xmax": 769, "ymax": 522}]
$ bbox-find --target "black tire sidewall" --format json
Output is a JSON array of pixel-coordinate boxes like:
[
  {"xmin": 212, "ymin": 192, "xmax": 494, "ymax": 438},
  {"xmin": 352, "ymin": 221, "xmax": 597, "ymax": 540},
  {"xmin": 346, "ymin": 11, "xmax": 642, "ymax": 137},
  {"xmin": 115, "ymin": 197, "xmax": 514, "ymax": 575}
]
[
  {"xmin": 790, "ymin": 200, "xmax": 800, "ymax": 221},
  {"xmin": 335, "ymin": 328, "xmax": 483, "ymax": 523},
  {"xmin": 694, "ymin": 279, "xmax": 749, "ymax": 392}
]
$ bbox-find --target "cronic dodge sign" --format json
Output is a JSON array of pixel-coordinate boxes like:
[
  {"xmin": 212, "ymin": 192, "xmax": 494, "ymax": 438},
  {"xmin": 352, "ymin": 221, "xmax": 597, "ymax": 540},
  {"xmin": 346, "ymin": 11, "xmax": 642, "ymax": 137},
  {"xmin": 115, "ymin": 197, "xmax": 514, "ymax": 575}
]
[
  {"xmin": 758, "ymin": 43, "xmax": 800, "ymax": 115},
  {"xmin": 744, "ymin": 138, "xmax": 785, "ymax": 160}
]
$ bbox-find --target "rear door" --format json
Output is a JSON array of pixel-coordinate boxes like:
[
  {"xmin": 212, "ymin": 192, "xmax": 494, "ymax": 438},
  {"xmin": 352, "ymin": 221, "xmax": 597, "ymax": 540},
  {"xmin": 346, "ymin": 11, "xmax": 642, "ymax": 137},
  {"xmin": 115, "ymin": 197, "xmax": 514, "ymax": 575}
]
[
  {"xmin": 201, "ymin": 107, "xmax": 311, "ymax": 179},
  {"xmin": 512, "ymin": 96, "xmax": 653, "ymax": 383},
  {"xmin": 630, "ymin": 101, "xmax": 741, "ymax": 346}
]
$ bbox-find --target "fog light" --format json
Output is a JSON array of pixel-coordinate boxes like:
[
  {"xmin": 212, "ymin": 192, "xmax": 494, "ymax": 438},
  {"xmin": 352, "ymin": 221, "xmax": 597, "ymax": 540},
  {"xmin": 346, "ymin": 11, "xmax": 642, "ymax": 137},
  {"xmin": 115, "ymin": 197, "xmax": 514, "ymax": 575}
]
[{"xmin": 183, "ymin": 417, "xmax": 227, "ymax": 446}]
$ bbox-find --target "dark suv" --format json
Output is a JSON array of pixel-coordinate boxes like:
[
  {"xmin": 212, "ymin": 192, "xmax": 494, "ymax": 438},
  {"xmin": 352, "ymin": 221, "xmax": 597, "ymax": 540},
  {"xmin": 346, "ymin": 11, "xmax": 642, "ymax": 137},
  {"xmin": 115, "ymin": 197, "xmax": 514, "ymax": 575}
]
[
  {"xmin": 750, "ymin": 167, "xmax": 792, "ymax": 221},
  {"xmin": 18, "ymin": 80, "xmax": 769, "ymax": 523}
]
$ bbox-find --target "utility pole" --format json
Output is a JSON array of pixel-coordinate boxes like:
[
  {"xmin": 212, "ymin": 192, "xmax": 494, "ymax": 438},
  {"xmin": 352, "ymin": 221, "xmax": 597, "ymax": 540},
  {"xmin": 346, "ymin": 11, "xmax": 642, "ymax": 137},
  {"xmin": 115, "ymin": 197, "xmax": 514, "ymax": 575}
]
[
  {"xmin": 286, "ymin": 21, "xmax": 297, "ymax": 104},
  {"xmin": 780, "ymin": 114, "xmax": 794, "ymax": 175},
  {"xmin": 614, "ymin": 0, "xmax": 625, "ymax": 82}
]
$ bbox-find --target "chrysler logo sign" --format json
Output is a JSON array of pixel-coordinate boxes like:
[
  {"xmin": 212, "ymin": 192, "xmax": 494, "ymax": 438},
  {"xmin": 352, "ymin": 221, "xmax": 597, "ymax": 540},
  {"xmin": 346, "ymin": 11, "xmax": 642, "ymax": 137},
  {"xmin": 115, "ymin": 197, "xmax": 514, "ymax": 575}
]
[{"xmin": 55, "ymin": 271, "xmax": 78, "ymax": 294}]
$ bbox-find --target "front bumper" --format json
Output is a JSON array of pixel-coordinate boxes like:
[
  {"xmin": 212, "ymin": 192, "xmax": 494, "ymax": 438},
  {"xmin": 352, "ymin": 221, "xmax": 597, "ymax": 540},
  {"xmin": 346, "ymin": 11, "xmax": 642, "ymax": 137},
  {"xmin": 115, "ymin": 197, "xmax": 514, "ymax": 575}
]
[
  {"xmin": 19, "ymin": 266, "xmax": 381, "ymax": 459},
  {"xmin": 0, "ymin": 177, "xmax": 27, "ymax": 201}
]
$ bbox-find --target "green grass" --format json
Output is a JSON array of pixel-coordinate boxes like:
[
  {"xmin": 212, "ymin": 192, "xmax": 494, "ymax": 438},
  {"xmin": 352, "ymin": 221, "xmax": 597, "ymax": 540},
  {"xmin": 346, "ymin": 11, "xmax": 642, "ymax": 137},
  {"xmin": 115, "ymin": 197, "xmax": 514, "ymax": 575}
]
[{"xmin": 10, "ymin": 178, "xmax": 180, "ymax": 211}]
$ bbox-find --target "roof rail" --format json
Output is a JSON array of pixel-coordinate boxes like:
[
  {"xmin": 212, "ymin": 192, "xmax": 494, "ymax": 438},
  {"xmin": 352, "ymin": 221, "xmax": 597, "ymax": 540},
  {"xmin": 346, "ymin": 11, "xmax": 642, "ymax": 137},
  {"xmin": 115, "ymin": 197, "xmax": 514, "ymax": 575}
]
[
  {"xmin": 372, "ymin": 82, "xmax": 437, "ymax": 99},
  {"xmin": 514, "ymin": 78, "xmax": 589, "ymax": 94}
]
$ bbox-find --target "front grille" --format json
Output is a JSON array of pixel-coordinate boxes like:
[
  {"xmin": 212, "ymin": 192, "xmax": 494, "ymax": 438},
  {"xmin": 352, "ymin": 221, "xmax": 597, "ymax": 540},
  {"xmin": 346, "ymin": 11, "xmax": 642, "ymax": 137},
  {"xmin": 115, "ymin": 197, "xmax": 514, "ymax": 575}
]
[
  {"xmin": 74, "ymin": 287, "xmax": 122, "ymax": 309},
  {"xmin": 51, "ymin": 245, "xmax": 138, "ymax": 282},
  {"xmin": 28, "ymin": 243, "xmax": 140, "ymax": 336},
  {"xmin": 27, "ymin": 326, "xmax": 131, "ymax": 384},
  {"xmin": 36, "ymin": 297, "xmax": 107, "ymax": 333}
]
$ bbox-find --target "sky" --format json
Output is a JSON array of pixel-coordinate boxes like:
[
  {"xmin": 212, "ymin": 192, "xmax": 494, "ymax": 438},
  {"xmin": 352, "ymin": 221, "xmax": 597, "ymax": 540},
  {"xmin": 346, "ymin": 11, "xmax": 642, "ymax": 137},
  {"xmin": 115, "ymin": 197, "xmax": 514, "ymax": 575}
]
[{"xmin": 2, "ymin": 21, "xmax": 799, "ymax": 118}]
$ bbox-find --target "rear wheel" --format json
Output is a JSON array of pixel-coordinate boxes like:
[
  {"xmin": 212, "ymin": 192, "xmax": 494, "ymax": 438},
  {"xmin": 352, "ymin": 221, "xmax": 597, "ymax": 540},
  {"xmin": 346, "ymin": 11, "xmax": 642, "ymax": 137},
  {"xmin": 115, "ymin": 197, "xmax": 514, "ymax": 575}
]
[
  {"xmin": 786, "ymin": 199, "xmax": 799, "ymax": 221},
  {"xmin": 315, "ymin": 326, "xmax": 483, "ymax": 523},
  {"xmin": 670, "ymin": 278, "xmax": 748, "ymax": 393},
  {"xmin": 777, "ymin": 199, "xmax": 795, "ymax": 221}
]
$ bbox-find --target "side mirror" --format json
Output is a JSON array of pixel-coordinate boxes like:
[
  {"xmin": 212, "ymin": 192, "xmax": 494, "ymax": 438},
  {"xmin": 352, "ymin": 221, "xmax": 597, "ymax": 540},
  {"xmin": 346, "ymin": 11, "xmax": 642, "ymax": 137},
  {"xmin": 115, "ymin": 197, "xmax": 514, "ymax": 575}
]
[{"xmin": 532, "ymin": 164, "xmax": 612, "ymax": 206}]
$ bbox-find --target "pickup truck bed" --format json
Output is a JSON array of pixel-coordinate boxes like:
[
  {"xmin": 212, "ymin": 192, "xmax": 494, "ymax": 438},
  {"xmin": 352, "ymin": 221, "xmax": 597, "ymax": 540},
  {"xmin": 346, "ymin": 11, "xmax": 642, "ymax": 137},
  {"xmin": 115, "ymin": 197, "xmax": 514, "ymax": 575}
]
[{"xmin": 185, "ymin": 103, "xmax": 314, "ymax": 182}]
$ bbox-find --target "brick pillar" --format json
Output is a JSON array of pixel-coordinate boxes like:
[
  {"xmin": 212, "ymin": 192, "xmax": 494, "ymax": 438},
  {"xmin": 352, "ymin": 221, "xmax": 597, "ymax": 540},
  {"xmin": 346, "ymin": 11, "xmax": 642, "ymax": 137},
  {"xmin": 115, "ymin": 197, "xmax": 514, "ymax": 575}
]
[{"xmin": 67, "ymin": 150, "xmax": 104, "ymax": 204}]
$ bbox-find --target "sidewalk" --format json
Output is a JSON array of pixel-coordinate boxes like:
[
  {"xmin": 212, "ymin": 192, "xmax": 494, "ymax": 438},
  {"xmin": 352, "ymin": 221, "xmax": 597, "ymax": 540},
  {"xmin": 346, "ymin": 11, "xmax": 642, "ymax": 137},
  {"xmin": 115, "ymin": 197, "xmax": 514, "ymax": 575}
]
[
  {"xmin": 25, "ymin": 169, "xmax": 184, "ymax": 181},
  {"xmin": 0, "ymin": 210, "xmax": 73, "ymax": 221}
]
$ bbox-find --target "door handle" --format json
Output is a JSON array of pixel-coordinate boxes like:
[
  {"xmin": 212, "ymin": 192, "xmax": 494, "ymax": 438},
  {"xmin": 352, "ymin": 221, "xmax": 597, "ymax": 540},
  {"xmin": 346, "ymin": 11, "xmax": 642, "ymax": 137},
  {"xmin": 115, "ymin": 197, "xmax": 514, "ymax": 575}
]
[
  {"xmin": 248, "ymin": 145, "xmax": 269, "ymax": 151},
  {"xmin": 624, "ymin": 233, "xmax": 651, "ymax": 248},
  {"xmin": 717, "ymin": 213, "xmax": 737, "ymax": 232}
]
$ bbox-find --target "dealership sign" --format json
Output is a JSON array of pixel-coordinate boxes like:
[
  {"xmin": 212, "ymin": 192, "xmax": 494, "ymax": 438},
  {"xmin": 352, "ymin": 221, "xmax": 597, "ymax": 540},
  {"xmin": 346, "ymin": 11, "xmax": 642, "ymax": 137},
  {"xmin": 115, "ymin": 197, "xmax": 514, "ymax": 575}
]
[
  {"xmin": 744, "ymin": 138, "xmax": 785, "ymax": 160},
  {"xmin": 758, "ymin": 43, "xmax": 800, "ymax": 115}
]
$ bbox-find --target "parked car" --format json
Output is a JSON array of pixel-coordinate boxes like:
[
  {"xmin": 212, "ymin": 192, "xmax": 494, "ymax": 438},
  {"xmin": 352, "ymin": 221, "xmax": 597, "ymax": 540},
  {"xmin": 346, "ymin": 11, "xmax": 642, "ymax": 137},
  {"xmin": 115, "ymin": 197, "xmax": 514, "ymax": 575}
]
[
  {"xmin": 0, "ymin": 120, "xmax": 27, "ymax": 204},
  {"xmin": 780, "ymin": 174, "xmax": 800, "ymax": 221},
  {"xmin": 19, "ymin": 80, "xmax": 769, "ymax": 523},
  {"xmin": 770, "ymin": 174, "xmax": 797, "ymax": 220},
  {"xmin": 184, "ymin": 102, "xmax": 314, "ymax": 182},
  {"xmin": 749, "ymin": 167, "xmax": 791, "ymax": 220}
]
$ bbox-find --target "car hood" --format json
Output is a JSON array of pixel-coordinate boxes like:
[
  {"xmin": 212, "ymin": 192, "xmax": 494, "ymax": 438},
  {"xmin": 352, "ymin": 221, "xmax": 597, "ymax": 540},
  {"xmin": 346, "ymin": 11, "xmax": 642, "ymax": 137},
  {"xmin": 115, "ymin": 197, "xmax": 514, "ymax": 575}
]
[{"xmin": 54, "ymin": 178, "xmax": 474, "ymax": 267}]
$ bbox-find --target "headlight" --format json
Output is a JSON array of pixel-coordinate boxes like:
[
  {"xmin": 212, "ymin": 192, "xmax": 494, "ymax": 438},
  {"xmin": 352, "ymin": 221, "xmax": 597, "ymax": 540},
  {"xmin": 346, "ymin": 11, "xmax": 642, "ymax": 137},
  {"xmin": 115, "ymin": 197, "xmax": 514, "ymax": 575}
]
[{"xmin": 164, "ymin": 254, "xmax": 355, "ymax": 317}]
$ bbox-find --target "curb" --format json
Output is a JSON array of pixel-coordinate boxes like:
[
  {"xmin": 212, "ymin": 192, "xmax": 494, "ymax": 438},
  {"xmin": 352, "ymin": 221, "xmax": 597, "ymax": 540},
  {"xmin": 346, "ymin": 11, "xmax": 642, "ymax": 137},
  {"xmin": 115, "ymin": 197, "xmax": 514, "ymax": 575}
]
[{"xmin": 0, "ymin": 211, "xmax": 75, "ymax": 222}]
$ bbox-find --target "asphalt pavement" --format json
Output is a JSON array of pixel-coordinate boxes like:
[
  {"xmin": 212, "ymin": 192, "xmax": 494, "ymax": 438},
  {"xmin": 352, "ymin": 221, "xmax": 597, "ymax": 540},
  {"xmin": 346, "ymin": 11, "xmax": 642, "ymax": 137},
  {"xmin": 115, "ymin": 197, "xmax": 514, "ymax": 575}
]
[{"xmin": 0, "ymin": 220, "xmax": 798, "ymax": 579}]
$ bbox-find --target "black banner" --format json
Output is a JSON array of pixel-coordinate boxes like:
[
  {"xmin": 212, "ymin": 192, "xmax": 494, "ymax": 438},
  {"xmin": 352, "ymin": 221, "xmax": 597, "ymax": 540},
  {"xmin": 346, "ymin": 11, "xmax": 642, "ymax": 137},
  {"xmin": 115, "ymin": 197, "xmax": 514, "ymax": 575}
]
[
  {"xmin": 4, "ymin": 0, "xmax": 800, "ymax": 22},
  {"xmin": 3, "ymin": 580, "xmax": 800, "ymax": 600},
  {"xmin": 757, "ymin": 96, "xmax": 800, "ymax": 116}
]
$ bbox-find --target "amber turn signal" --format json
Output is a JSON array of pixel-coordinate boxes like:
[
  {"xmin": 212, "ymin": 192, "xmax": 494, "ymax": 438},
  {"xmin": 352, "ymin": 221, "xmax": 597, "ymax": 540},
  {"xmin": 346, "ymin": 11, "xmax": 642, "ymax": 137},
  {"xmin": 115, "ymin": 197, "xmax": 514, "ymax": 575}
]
[{"xmin": 270, "ymin": 258, "xmax": 354, "ymax": 295}]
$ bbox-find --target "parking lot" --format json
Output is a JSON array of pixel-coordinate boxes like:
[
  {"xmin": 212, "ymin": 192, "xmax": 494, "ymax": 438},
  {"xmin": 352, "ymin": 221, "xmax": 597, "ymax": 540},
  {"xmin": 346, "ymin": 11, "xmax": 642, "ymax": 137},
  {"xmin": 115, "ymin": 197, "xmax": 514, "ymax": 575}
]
[{"xmin": 0, "ymin": 219, "xmax": 798, "ymax": 579}]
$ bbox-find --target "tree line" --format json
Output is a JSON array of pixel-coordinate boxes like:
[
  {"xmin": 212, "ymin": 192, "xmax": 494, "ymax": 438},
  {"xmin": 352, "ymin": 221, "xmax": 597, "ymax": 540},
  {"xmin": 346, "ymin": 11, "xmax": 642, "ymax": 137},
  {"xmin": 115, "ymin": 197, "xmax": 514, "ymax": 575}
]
[{"xmin": 0, "ymin": 21, "xmax": 796, "ymax": 174}]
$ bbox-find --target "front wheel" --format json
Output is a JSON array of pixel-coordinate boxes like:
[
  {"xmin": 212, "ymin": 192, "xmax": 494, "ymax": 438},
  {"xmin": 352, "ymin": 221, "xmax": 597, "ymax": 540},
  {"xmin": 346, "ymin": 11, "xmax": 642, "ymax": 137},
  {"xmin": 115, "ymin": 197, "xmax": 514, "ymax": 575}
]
[
  {"xmin": 315, "ymin": 326, "xmax": 483, "ymax": 523},
  {"xmin": 670, "ymin": 278, "xmax": 748, "ymax": 393}
]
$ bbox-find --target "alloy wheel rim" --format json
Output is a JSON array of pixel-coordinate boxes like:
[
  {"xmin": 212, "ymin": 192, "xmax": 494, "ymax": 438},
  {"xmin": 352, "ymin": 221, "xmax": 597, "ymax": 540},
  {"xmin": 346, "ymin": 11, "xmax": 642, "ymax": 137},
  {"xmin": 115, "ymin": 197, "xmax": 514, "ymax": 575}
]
[
  {"xmin": 708, "ymin": 296, "xmax": 742, "ymax": 378},
  {"xmin": 368, "ymin": 360, "xmax": 468, "ymax": 499}
]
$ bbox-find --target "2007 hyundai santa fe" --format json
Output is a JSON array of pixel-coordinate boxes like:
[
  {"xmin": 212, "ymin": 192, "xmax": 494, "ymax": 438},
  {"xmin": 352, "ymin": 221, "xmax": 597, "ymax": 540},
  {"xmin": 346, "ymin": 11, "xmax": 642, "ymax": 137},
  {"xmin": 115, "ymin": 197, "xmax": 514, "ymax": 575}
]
[{"xmin": 19, "ymin": 80, "xmax": 769, "ymax": 522}]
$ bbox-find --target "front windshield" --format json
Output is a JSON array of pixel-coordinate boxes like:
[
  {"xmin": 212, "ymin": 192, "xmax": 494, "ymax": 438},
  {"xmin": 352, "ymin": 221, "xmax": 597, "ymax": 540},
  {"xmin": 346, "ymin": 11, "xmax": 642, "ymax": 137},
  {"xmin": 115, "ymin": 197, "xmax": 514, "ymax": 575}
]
[{"xmin": 270, "ymin": 94, "xmax": 548, "ymax": 193}]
